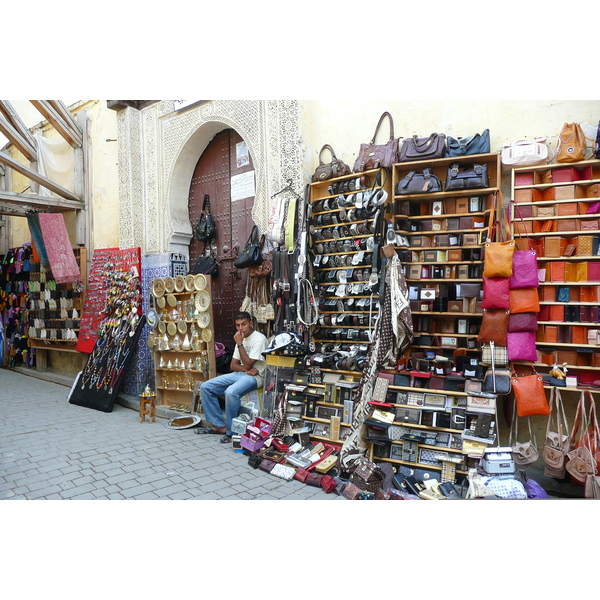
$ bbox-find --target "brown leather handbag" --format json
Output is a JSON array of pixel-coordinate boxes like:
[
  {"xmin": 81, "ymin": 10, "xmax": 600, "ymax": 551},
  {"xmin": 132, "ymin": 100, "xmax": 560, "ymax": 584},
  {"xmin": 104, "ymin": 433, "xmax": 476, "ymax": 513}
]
[
  {"xmin": 477, "ymin": 308, "xmax": 510, "ymax": 346},
  {"xmin": 312, "ymin": 144, "xmax": 351, "ymax": 182},
  {"xmin": 353, "ymin": 111, "xmax": 400, "ymax": 173},
  {"xmin": 483, "ymin": 192, "xmax": 515, "ymax": 278}
]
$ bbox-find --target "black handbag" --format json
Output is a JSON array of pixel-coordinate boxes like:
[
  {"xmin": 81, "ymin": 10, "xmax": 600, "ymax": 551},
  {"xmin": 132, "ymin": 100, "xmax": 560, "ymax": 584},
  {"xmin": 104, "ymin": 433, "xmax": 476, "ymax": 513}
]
[
  {"xmin": 395, "ymin": 168, "xmax": 442, "ymax": 195},
  {"xmin": 234, "ymin": 225, "xmax": 263, "ymax": 269},
  {"xmin": 191, "ymin": 249, "xmax": 219, "ymax": 276},
  {"xmin": 312, "ymin": 144, "xmax": 352, "ymax": 182},
  {"xmin": 445, "ymin": 129, "xmax": 490, "ymax": 157},
  {"xmin": 399, "ymin": 133, "xmax": 446, "ymax": 162},
  {"xmin": 194, "ymin": 194, "xmax": 217, "ymax": 242},
  {"xmin": 444, "ymin": 163, "xmax": 489, "ymax": 191}
]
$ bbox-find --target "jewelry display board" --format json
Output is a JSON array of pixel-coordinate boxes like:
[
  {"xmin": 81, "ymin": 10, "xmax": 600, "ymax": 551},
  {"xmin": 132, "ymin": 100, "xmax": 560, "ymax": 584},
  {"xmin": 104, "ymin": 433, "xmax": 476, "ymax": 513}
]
[
  {"xmin": 69, "ymin": 316, "xmax": 146, "ymax": 412},
  {"xmin": 77, "ymin": 247, "xmax": 142, "ymax": 353},
  {"xmin": 148, "ymin": 273, "xmax": 217, "ymax": 412},
  {"xmin": 69, "ymin": 257, "xmax": 145, "ymax": 412}
]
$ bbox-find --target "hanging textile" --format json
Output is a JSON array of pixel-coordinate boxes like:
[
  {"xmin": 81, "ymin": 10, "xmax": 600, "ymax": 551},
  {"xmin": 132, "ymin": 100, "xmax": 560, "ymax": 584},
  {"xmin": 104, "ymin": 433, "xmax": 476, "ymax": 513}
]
[
  {"xmin": 37, "ymin": 213, "xmax": 81, "ymax": 284},
  {"xmin": 26, "ymin": 212, "xmax": 50, "ymax": 269},
  {"xmin": 35, "ymin": 131, "xmax": 75, "ymax": 197},
  {"xmin": 338, "ymin": 254, "xmax": 413, "ymax": 471}
]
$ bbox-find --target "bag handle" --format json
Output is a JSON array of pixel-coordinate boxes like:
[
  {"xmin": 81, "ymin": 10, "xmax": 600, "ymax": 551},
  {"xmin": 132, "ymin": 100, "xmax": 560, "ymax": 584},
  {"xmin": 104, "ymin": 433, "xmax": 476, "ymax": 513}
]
[
  {"xmin": 510, "ymin": 200, "xmax": 535, "ymax": 252},
  {"xmin": 202, "ymin": 194, "xmax": 212, "ymax": 215},
  {"xmin": 545, "ymin": 386, "xmax": 568, "ymax": 446},
  {"xmin": 371, "ymin": 111, "xmax": 395, "ymax": 144},
  {"xmin": 318, "ymin": 144, "xmax": 337, "ymax": 165},
  {"xmin": 569, "ymin": 391, "xmax": 590, "ymax": 447}
]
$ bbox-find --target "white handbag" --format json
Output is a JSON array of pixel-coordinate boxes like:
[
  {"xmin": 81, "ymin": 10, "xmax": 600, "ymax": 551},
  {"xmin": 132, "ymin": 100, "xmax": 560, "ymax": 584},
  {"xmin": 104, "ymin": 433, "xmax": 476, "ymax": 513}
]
[{"xmin": 501, "ymin": 137, "xmax": 553, "ymax": 169}]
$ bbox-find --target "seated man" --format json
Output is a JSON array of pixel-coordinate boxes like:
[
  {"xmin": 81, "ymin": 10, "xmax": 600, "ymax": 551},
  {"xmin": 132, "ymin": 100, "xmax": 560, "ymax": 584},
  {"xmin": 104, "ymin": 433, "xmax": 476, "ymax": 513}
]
[{"xmin": 196, "ymin": 311, "xmax": 268, "ymax": 443}]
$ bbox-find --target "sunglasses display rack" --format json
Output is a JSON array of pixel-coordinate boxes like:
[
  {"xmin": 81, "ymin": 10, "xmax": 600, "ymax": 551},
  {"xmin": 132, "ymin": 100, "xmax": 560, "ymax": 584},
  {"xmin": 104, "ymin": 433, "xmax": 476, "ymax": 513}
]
[{"xmin": 510, "ymin": 158, "xmax": 600, "ymax": 393}]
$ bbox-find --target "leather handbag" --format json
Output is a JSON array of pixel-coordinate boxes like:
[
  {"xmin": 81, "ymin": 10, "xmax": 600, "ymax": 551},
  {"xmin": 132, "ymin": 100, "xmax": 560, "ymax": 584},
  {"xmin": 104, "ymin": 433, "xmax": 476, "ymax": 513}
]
[
  {"xmin": 194, "ymin": 194, "xmax": 217, "ymax": 242},
  {"xmin": 510, "ymin": 250, "xmax": 539, "ymax": 289},
  {"xmin": 501, "ymin": 138, "xmax": 551, "ymax": 168},
  {"xmin": 483, "ymin": 192, "xmax": 515, "ymax": 278},
  {"xmin": 481, "ymin": 276, "xmax": 510, "ymax": 310},
  {"xmin": 543, "ymin": 386, "xmax": 570, "ymax": 478},
  {"xmin": 508, "ymin": 311, "xmax": 539, "ymax": 332},
  {"xmin": 509, "ymin": 287, "xmax": 540, "ymax": 314},
  {"xmin": 399, "ymin": 133, "xmax": 446, "ymax": 162},
  {"xmin": 445, "ymin": 128, "xmax": 490, "ymax": 157},
  {"xmin": 511, "ymin": 364, "xmax": 551, "ymax": 417},
  {"xmin": 353, "ymin": 111, "xmax": 400, "ymax": 172},
  {"xmin": 312, "ymin": 144, "xmax": 351, "ymax": 182},
  {"xmin": 482, "ymin": 365, "xmax": 512, "ymax": 395},
  {"xmin": 509, "ymin": 403, "xmax": 540, "ymax": 466},
  {"xmin": 191, "ymin": 249, "xmax": 219, "ymax": 276},
  {"xmin": 477, "ymin": 308, "xmax": 510, "ymax": 346},
  {"xmin": 234, "ymin": 225, "xmax": 263, "ymax": 269},
  {"xmin": 444, "ymin": 163, "xmax": 489, "ymax": 191},
  {"xmin": 556, "ymin": 122, "xmax": 587, "ymax": 163},
  {"xmin": 507, "ymin": 330, "xmax": 538, "ymax": 362},
  {"xmin": 395, "ymin": 168, "xmax": 443, "ymax": 195},
  {"xmin": 566, "ymin": 390, "xmax": 600, "ymax": 484}
]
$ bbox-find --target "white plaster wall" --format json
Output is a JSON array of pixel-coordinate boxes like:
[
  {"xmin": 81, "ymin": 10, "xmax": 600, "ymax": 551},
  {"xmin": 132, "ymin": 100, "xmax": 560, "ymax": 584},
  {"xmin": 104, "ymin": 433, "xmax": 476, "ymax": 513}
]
[{"xmin": 299, "ymin": 99, "xmax": 600, "ymax": 191}]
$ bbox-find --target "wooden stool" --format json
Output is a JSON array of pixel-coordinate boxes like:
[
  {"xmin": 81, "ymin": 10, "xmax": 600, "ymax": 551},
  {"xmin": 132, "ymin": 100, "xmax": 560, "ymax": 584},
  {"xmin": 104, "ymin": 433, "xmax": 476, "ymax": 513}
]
[{"xmin": 139, "ymin": 393, "xmax": 157, "ymax": 423}]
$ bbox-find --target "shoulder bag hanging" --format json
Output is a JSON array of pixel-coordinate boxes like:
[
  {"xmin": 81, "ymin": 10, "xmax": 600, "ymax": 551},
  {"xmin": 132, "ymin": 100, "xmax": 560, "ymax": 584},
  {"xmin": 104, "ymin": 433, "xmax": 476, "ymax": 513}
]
[
  {"xmin": 566, "ymin": 390, "xmax": 600, "ymax": 484},
  {"xmin": 510, "ymin": 363, "xmax": 550, "ymax": 417},
  {"xmin": 543, "ymin": 386, "xmax": 570, "ymax": 478},
  {"xmin": 234, "ymin": 225, "xmax": 263, "ymax": 269},
  {"xmin": 194, "ymin": 194, "xmax": 217, "ymax": 242},
  {"xmin": 483, "ymin": 191, "xmax": 515, "ymax": 279},
  {"xmin": 509, "ymin": 201, "xmax": 539, "ymax": 289},
  {"xmin": 509, "ymin": 401, "xmax": 539, "ymax": 465},
  {"xmin": 353, "ymin": 111, "xmax": 400, "ymax": 173}
]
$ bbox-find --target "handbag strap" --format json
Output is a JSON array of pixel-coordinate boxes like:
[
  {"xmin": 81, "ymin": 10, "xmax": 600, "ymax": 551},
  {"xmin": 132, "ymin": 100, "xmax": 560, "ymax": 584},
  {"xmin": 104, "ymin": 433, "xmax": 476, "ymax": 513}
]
[
  {"xmin": 510, "ymin": 200, "xmax": 535, "ymax": 252},
  {"xmin": 371, "ymin": 111, "xmax": 395, "ymax": 144},
  {"xmin": 202, "ymin": 194, "xmax": 211, "ymax": 215},
  {"xmin": 545, "ymin": 386, "xmax": 568, "ymax": 443},
  {"xmin": 569, "ymin": 391, "xmax": 589, "ymax": 446},
  {"xmin": 487, "ymin": 190, "xmax": 511, "ymax": 242},
  {"xmin": 509, "ymin": 398, "xmax": 537, "ymax": 448}
]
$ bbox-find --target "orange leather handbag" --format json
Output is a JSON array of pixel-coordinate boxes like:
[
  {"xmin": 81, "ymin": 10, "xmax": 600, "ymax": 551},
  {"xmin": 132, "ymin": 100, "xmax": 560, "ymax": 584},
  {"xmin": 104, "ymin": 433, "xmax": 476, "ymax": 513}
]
[{"xmin": 509, "ymin": 287, "xmax": 540, "ymax": 314}]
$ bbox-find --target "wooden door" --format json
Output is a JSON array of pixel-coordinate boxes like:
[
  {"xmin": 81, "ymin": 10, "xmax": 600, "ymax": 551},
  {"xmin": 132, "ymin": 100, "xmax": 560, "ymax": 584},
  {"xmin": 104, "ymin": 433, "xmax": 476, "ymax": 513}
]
[{"xmin": 188, "ymin": 129, "xmax": 256, "ymax": 345}]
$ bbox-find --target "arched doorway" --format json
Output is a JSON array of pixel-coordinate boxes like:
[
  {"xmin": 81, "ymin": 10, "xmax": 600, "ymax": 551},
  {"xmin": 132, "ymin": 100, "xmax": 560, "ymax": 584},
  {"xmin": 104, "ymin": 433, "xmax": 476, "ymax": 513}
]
[{"xmin": 188, "ymin": 128, "xmax": 256, "ymax": 345}]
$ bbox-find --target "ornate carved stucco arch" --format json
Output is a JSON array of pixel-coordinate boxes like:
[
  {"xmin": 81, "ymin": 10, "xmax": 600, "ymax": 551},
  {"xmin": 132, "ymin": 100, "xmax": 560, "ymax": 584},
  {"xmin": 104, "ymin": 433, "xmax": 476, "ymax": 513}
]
[{"xmin": 116, "ymin": 100, "xmax": 303, "ymax": 260}]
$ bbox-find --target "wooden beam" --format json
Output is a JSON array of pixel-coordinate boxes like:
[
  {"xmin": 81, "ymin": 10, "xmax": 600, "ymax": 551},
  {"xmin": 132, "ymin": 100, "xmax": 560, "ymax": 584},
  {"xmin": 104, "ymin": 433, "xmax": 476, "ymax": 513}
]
[
  {"xmin": 29, "ymin": 100, "xmax": 83, "ymax": 148},
  {"xmin": 0, "ymin": 150, "xmax": 82, "ymax": 202},
  {"xmin": 0, "ymin": 100, "xmax": 38, "ymax": 152},
  {"xmin": 48, "ymin": 100, "xmax": 83, "ymax": 139},
  {"xmin": 0, "ymin": 189, "xmax": 84, "ymax": 211},
  {"xmin": 0, "ymin": 113, "xmax": 37, "ymax": 161}
]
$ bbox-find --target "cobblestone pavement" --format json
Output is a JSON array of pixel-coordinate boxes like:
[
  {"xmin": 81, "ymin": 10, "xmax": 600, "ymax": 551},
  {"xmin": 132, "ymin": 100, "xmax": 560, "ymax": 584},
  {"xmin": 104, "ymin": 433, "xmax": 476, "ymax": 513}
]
[{"xmin": 0, "ymin": 368, "xmax": 342, "ymax": 501}]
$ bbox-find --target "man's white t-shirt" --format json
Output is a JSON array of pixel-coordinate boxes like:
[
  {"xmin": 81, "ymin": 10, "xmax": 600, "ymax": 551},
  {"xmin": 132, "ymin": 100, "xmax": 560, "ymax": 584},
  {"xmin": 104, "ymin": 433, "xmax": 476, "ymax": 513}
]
[{"xmin": 232, "ymin": 330, "xmax": 268, "ymax": 386}]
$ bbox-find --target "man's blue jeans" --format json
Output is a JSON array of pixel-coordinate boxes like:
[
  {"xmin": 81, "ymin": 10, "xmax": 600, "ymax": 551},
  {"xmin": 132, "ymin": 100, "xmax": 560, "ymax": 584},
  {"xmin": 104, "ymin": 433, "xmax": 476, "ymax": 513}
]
[{"xmin": 199, "ymin": 372, "xmax": 258, "ymax": 436}]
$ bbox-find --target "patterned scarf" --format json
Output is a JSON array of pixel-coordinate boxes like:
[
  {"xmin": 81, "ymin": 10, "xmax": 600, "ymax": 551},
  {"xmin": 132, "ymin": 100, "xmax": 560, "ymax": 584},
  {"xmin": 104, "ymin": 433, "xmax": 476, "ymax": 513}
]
[{"xmin": 338, "ymin": 254, "xmax": 413, "ymax": 471}]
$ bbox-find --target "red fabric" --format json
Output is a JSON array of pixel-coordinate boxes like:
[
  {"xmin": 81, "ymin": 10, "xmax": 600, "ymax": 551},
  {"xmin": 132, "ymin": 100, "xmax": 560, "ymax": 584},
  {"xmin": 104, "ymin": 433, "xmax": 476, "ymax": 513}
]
[{"xmin": 37, "ymin": 213, "xmax": 81, "ymax": 284}]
